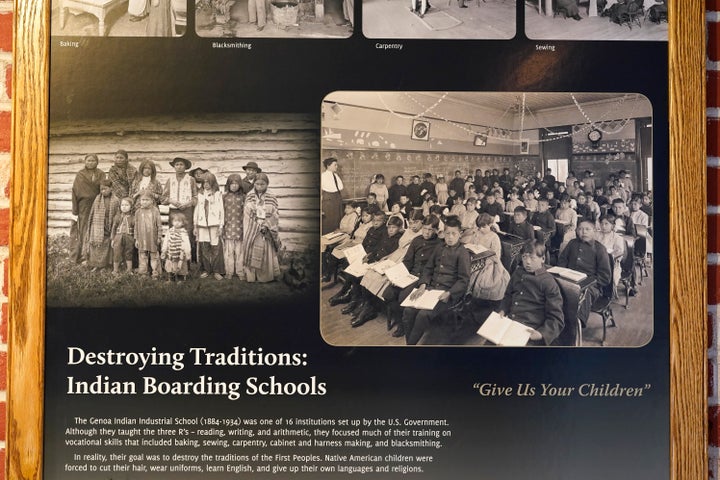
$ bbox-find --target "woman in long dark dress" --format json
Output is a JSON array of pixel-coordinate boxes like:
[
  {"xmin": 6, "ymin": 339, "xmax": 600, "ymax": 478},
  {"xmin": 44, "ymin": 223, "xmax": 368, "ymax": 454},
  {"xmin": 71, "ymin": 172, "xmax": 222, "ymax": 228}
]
[
  {"xmin": 321, "ymin": 157, "xmax": 344, "ymax": 235},
  {"xmin": 71, "ymin": 154, "xmax": 104, "ymax": 264}
]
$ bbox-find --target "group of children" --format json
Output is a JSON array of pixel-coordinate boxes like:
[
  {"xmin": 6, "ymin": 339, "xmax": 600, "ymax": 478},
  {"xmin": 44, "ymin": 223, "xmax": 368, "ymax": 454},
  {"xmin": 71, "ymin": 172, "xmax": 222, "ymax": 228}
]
[
  {"xmin": 81, "ymin": 157, "xmax": 280, "ymax": 283},
  {"xmin": 323, "ymin": 166, "xmax": 652, "ymax": 346}
]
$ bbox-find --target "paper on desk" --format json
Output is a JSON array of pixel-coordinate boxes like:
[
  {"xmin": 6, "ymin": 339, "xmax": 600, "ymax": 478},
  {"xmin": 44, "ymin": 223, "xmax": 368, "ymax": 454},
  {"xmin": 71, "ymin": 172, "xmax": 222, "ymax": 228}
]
[
  {"xmin": 371, "ymin": 259, "xmax": 397, "ymax": 274},
  {"xmin": 477, "ymin": 311, "xmax": 532, "ymax": 346}
]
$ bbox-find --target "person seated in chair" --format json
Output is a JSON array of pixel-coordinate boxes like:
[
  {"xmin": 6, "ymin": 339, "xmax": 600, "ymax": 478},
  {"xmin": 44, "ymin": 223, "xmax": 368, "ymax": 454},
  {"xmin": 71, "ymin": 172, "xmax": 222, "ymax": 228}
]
[
  {"xmin": 557, "ymin": 220, "xmax": 612, "ymax": 327},
  {"xmin": 402, "ymin": 216, "xmax": 470, "ymax": 345},
  {"xmin": 497, "ymin": 241, "xmax": 564, "ymax": 346}
]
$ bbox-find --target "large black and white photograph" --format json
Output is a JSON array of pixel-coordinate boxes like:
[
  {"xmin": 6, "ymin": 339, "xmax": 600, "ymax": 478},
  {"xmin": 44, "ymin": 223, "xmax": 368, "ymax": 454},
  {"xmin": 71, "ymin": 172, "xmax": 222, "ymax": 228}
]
[
  {"xmin": 525, "ymin": 0, "xmax": 668, "ymax": 41},
  {"xmin": 51, "ymin": 0, "xmax": 187, "ymax": 36},
  {"xmin": 47, "ymin": 113, "xmax": 319, "ymax": 307},
  {"xmin": 195, "ymin": 0, "xmax": 353, "ymax": 38},
  {"xmin": 321, "ymin": 91, "xmax": 654, "ymax": 347},
  {"xmin": 362, "ymin": 0, "xmax": 515, "ymax": 39}
]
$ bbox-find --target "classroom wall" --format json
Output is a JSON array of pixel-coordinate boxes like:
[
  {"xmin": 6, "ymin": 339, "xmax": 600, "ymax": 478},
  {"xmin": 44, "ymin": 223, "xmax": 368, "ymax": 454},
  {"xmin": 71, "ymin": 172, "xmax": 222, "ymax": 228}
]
[{"xmin": 48, "ymin": 114, "xmax": 319, "ymax": 252}]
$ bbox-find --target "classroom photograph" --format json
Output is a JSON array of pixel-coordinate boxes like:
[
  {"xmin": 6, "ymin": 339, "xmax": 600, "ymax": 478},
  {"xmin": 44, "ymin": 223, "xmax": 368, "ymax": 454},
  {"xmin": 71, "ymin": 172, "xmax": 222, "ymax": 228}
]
[
  {"xmin": 47, "ymin": 113, "xmax": 319, "ymax": 308},
  {"xmin": 51, "ymin": 0, "xmax": 187, "ymax": 36},
  {"xmin": 196, "ymin": 0, "xmax": 353, "ymax": 38},
  {"xmin": 525, "ymin": 0, "xmax": 668, "ymax": 41},
  {"xmin": 362, "ymin": 0, "xmax": 515, "ymax": 39},
  {"xmin": 320, "ymin": 91, "xmax": 654, "ymax": 347}
]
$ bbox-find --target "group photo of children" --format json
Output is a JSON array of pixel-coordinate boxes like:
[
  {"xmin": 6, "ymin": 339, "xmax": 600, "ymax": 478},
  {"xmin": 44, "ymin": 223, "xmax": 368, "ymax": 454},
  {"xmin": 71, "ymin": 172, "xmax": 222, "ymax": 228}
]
[
  {"xmin": 47, "ymin": 114, "xmax": 319, "ymax": 307},
  {"xmin": 320, "ymin": 91, "xmax": 654, "ymax": 347}
]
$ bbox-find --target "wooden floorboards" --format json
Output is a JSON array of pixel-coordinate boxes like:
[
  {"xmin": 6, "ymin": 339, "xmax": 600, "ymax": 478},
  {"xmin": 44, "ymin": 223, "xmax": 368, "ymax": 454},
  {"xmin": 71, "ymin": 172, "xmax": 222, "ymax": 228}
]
[{"xmin": 320, "ymin": 263, "xmax": 654, "ymax": 347}]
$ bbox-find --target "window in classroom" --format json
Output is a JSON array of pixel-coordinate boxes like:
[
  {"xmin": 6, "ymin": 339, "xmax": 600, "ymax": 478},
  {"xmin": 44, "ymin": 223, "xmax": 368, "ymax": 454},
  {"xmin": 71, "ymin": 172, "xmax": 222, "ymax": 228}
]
[
  {"xmin": 646, "ymin": 157, "xmax": 653, "ymax": 192},
  {"xmin": 547, "ymin": 158, "xmax": 569, "ymax": 185}
]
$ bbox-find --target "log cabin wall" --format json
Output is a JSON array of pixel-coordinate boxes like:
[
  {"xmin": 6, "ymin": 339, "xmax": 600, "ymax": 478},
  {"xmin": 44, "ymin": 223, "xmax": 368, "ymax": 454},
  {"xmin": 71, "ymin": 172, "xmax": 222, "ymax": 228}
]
[{"xmin": 48, "ymin": 113, "xmax": 320, "ymax": 252}]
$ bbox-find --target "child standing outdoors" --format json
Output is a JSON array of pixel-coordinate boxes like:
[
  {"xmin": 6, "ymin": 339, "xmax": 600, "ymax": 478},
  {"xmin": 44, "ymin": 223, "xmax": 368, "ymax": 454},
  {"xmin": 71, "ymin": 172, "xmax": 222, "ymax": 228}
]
[
  {"xmin": 134, "ymin": 193, "xmax": 163, "ymax": 278},
  {"xmin": 223, "ymin": 174, "xmax": 245, "ymax": 280},
  {"xmin": 111, "ymin": 197, "xmax": 135, "ymax": 275},
  {"xmin": 162, "ymin": 213, "xmax": 191, "ymax": 282},
  {"xmin": 195, "ymin": 173, "xmax": 226, "ymax": 280},
  {"xmin": 85, "ymin": 179, "xmax": 120, "ymax": 271}
]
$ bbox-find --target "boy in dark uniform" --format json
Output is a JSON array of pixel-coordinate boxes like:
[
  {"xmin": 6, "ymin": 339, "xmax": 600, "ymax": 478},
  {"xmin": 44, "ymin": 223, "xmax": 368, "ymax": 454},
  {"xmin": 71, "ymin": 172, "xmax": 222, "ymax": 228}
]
[
  {"xmin": 497, "ymin": 241, "xmax": 564, "ymax": 345},
  {"xmin": 402, "ymin": 217, "xmax": 470, "ymax": 345},
  {"xmin": 558, "ymin": 220, "xmax": 612, "ymax": 327}
]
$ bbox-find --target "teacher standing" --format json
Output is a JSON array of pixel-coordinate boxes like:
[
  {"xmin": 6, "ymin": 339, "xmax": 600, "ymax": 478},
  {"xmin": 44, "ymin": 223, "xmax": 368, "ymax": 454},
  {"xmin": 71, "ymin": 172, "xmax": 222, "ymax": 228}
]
[{"xmin": 321, "ymin": 157, "xmax": 344, "ymax": 235}]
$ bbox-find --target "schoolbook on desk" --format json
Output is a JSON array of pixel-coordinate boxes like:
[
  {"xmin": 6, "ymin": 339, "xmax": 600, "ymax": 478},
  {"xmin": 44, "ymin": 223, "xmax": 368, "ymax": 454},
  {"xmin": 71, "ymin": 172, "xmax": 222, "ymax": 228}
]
[
  {"xmin": 342, "ymin": 243, "xmax": 366, "ymax": 265},
  {"xmin": 464, "ymin": 243, "xmax": 489, "ymax": 254},
  {"xmin": 477, "ymin": 311, "xmax": 532, "ymax": 346}
]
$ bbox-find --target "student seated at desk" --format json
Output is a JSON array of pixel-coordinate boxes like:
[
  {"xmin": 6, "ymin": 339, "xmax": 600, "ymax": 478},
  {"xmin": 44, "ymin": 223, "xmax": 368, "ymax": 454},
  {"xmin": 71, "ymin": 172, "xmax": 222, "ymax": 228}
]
[
  {"xmin": 531, "ymin": 198, "xmax": 556, "ymax": 232},
  {"xmin": 496, "ymin": 241, "xmax": 564, "ymax": 346},
  {"xmin": 388, "ymin": 215, "xmax": 442, "ymax": 337},
  {"xmin": 343, "ymin": 215, "xmax": 404, "ymax": 324},
  {"xmin": 460, "ymin": 197, "xmax": 479, "ymax": 244},
  {"xmin": 321, "ymin": 201, "xmax": 359, "ymax": 282},
  {"xmin": 610, "ymin": 198, "xmax": 635, "ymax": 236},
  {"xmin": 557, "ymin": 220, "xmax": 612, "ymax": 327},
  {"xmin": 505, "ymin": 190, "xmax": 523, "ymax": 213},
  {"xmin": 523, "ymin": 190, "xmax": 539, "ymax": 214},
  {"xmin": 350, "ymin": 217, "xmax": 410, "ymax": 328},
  {"xmin": 402, "ymin": 216, "xmax": 470, "ymax": 345},
  {"xmin": 468, "ymin": 213, "xmax": 502, "ymax": 258},
  {"xmin": 479, "ymin": 191, "xmax": 503, "ymax": 218},
  {"xmin": 324, "ymin": 206, "xmax": 374, "ymax": 286},
  {"xmin": 596, "ymin": 213, "xmax": 627, "ymax": 290},
  {"xmin": 449, "ymin": 194, "xmax": 466, "ymax": 219},
  {"xmin": 506, "ymin": 206, "xmax": 535, "ymax": 241}
]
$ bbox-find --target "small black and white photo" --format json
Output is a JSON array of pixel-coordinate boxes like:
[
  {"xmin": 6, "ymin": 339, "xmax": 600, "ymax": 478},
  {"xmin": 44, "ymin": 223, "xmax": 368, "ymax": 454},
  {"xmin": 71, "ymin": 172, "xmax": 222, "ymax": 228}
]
[
  {"xmin": 525, "ymin": 0, "xmax": 668, "ymax": 41},
  {"xmin": 51, "ymin": 0, "xmax": 187, "ymax": 37},
  {"xmin": 47, "ymin": 113, "xmax": 319, "ymax": 307},
  {"xmin": 195, "ymin": 0, "xmax": 353, "ymax": 38},
  {"xmin": 362, "ymin": 0, "xmax": 515, "ymax": 39},
  {"xmin": 320, "ymin": 91, "xmax": 654, "ymax": 347}
]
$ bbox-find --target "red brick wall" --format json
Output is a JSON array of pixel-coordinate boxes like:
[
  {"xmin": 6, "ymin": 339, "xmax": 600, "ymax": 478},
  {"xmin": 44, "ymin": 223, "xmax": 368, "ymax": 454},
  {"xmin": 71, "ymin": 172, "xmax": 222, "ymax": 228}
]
[
  {"xmin": 0, "ymin": 0, "xmax": 10, "ymax": 477},
  {"xmin": 711, "ymin": 0, "xmax": 720, "ymax": 478}
]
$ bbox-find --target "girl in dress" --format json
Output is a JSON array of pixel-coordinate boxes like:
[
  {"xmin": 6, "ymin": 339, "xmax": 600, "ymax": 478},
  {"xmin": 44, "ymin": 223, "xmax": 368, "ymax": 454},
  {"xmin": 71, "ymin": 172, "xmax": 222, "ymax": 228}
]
[
  {"xmin": 223, "ymin": 174, "xmax": 245, "ymax": 280},
  {"xmin": 243, "ymin": 173, "xmax": 281, "ymax": 283},
  {"xmin": 435, "ymin": 175, "xmax": 448, "ymax": 205},
  {"xmin": 130, "ymin": 159, "xmax": 163, "ymax": 209},
  {"xmin": 85, "ymin": 179, "xmax": 120, "ymax": 271},
  {"xmin": 134, "ymin": 193, "xmax": 163, "ymax": 278},
  {"xmin": 194, "ymin": 173, "xmax": 225, "ymax": 280},
  {"xmin": 368, "ymin": 174, "xmax": 389, "ymax": 211},
  {"xmin": 162, "ymin": 213, "xmax": 192, "ymax": 282}
]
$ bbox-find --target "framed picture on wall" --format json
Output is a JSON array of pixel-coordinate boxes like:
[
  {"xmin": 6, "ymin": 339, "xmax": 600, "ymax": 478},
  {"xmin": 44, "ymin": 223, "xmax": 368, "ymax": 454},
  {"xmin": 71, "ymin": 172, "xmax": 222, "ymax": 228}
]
[
  {"xmin": 520, "ymin": 140, "xmax": 529, "ymax": 154},
  {"xmin": 411, "ymin": 119, "xmax": 431, "ymax": 141}
]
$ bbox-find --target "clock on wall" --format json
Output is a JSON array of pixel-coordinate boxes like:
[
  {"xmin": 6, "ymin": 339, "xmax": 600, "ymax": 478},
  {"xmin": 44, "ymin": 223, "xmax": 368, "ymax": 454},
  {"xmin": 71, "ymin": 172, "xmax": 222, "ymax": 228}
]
[
  {"xmin": 411, "ymin": 119, "xmax": 430, "ymax": 141},
  {"xmin": 588, "ymin": 128, "xmax": 603, "ymax": 148}
]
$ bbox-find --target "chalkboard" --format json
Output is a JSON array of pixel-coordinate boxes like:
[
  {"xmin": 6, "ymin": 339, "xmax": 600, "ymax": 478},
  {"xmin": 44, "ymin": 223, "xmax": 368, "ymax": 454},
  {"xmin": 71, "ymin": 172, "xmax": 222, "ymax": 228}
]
[{"xmin": 322, "ymin": 148, "xmax": 542, "ymax": 200}]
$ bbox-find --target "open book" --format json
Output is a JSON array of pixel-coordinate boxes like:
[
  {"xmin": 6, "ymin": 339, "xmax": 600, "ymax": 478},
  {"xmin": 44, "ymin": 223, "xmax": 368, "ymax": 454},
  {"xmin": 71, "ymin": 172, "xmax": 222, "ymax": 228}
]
[
  {"xmin": 400, "ymin": 288, "xmax": 446, "ymax": 310},
  {"xmin": 343, "ymin": 244, "xmax": 366, "ymax": 265},
  {"xmin": 371, "ymin": 259, "xmax": 397, "ymax": 274},
  {"xmin": 344, "ymin": 260, "xmax": 370, "ymax": 278},
  {"xmin": 547, "ymin": 266, "xmax": 587, "ymax": 282},
  {"xmin": 476, "ymin": 312, "xmax": 532, "ymax": 346},
  {"xmin": 384, "ymin": 262, "xmax": 419, "ymax": 289}
]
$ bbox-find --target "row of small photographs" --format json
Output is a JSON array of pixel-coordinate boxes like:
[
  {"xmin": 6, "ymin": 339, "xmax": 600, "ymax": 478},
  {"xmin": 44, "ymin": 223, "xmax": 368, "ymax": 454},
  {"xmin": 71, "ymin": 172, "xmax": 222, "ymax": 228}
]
[{"xmin": 52, "ymin": 0, "xmax": 668, "ymax": 41}]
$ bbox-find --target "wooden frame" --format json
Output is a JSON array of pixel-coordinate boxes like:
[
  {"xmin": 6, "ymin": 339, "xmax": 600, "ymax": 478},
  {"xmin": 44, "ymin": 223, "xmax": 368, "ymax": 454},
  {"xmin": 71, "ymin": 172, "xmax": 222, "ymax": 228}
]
[{"xmin": 8, "ymin": 1, "xmax": 706, "ymax": 479}]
